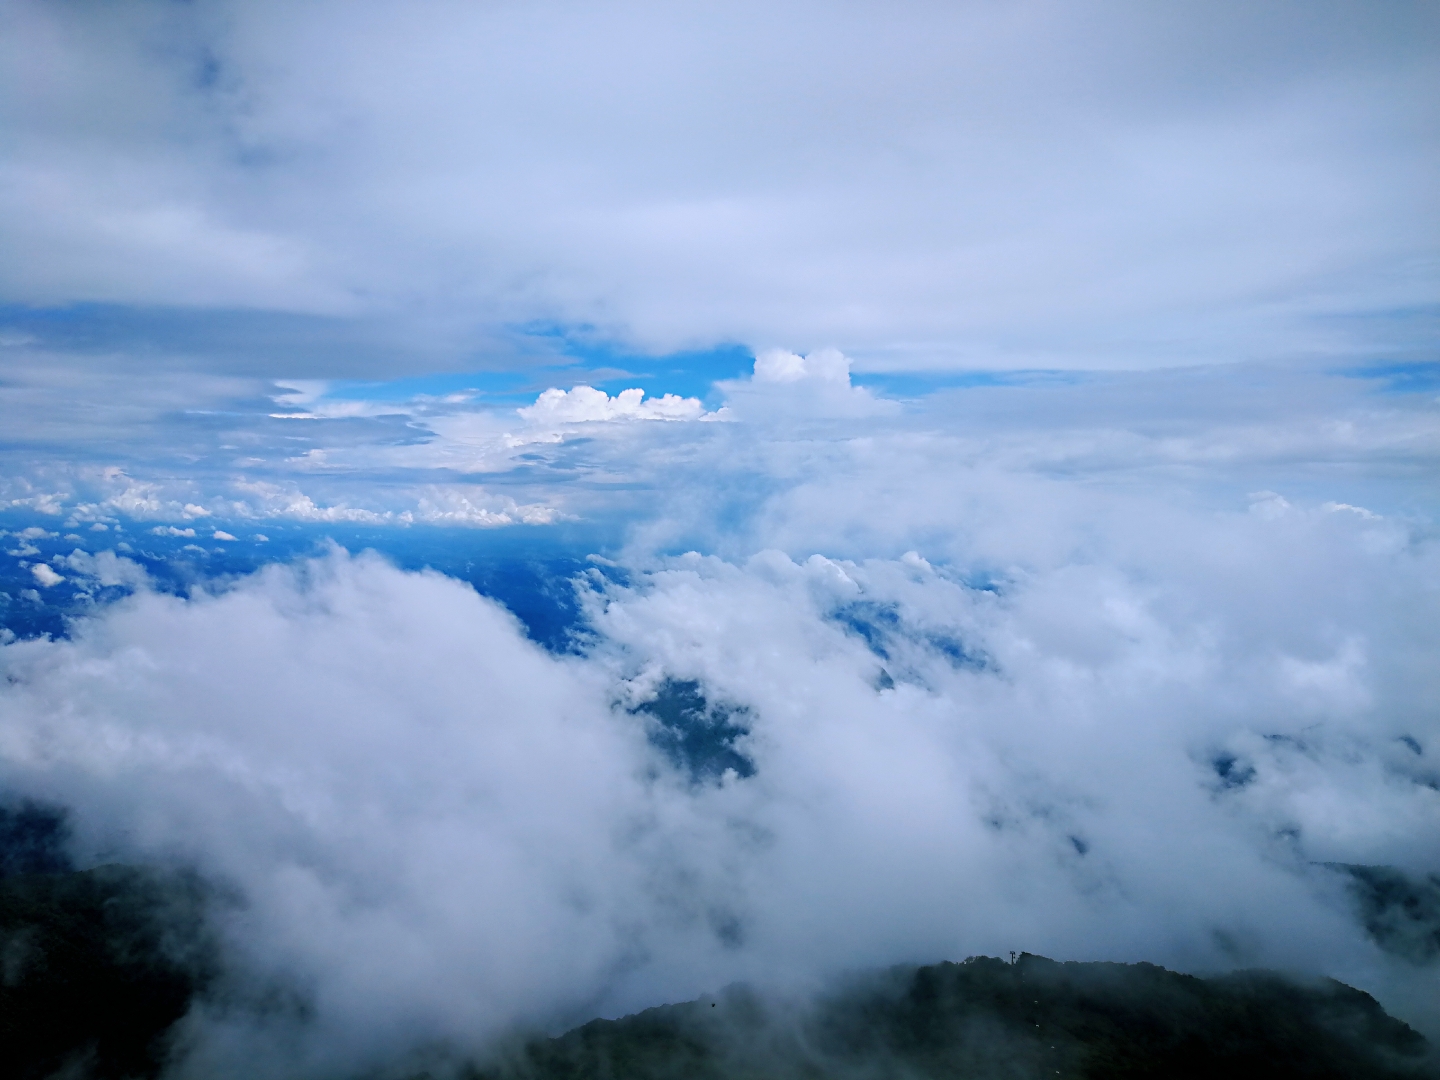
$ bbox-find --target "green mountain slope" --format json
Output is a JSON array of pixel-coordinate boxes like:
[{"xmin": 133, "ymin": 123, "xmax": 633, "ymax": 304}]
[
  {"xmin": 0, "ymin": 863, "xmax": 216, "ymax": 1080},
  {"xmin": 0, "ymin": 854, "xmax": 1433, "ymax": 1079},
  {"xmin": 478, "ymin": 955, "xmax": 1434, "ymax": 1080}
]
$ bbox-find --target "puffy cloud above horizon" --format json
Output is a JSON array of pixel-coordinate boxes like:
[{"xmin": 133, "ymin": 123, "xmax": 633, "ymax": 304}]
[
  {"xmin": 711, "ymin": 347, "xmax": 895, "ymax": 419},
  {"xmin": 1, "ymin": 0, "xmax": 1436, "ymax": 371},
  {"xmin": 1, "ymin": 349, "xmax": 1436, "ymax": 1080},
  {"xmin": 517, "ymin": 385, "xmax": 711, "ymax": 424},
  {"xmin": 1, "ymin": 340, "xmax": 1436, "ymax": 539}
]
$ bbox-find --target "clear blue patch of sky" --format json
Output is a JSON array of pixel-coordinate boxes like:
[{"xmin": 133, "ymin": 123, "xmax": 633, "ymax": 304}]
[
  {"xmin": 323, "ymin": 370, "xmax": 543, "ymax": 405},
  {"xmin": 1337, "ymin": 360, "xmax": 1440, "ymax": 394},
  {"xmin": 321, "ymin": 325, "xmax": 758, "ymax": 407},
  {"xmin": 849, "ymin": 369, "xmax": 1086, "ymax": 398},
  {"xmin": 513, "ymin": 323, "xmax": 757, "ymax": 403}
]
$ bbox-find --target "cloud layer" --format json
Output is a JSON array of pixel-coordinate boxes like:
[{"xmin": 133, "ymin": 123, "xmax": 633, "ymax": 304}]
[
  {"xmin": 3, "ymin": 0, "xmax": 1436, "ymax": 368},
  {"xmin": 2, "ymin": 468, "xmax": 1437, "ymax": 1075}
]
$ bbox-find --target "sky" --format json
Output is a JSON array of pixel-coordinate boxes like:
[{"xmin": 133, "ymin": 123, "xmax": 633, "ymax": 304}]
[{"xmin": 1, "ymin": 2, "xmax": 1439, "ymax": 1077}]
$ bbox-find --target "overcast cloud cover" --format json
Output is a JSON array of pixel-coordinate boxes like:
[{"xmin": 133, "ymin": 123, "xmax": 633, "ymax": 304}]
[
  {"xmin": 2, "ymin": 2, "xmax": 1439, "ymax": 1077},
  {"xmin": 3, "ymin": 0, "xmax": 1437, "ymax": 369}
]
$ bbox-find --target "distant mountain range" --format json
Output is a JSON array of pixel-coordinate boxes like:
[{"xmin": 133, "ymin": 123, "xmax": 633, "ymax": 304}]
[{"xmin": 2, "ymin": 854, "xmax": 1435, "ymax": 1079}]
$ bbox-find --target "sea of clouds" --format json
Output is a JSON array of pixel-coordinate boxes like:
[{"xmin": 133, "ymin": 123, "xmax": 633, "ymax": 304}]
[
  {"xmin": 1, "ymin": 350, "xmax": 1437, "ymax": 1078},
  {"xmin": 2, "ymin": 2, "xmax": 1437, "ymax": 1075}
]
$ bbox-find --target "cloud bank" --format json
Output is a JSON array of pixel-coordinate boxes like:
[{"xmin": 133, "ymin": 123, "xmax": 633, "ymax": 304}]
[
  {"xmin": 2, "ymin": 0, "xmax": 1436, "ymax": 369},
  {"xmin": 1, "ymin": 467, "xmax": 1437, "ymax": 1076}
]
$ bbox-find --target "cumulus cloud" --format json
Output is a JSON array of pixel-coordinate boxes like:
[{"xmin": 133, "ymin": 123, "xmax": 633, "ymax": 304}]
[
  {"xmin": 1, "ymin": 554, "xmax": 704, "ymax": 1075},
  {"xmin": 29, "ymin": 563, "xmax": 63, "ymax": 587},
  {"xmin": 57, "ymin": 548, "xmax": 151, "ymax": 589},
  {"xmin": 752, "ymin": 348, "xmax": 850, "ymax": 385},
  {"xmin": 517, "ymin": 385, "xmax": 708, "ymax": 424},
  {"xmin": 404, "ymin": 486, "xmax": 560, "ymax": 528},
  {"xmin": 1, "ymin": 469, "xmax": 1437, "ymax": 1077},
  {"xmin": 720, "ymin": 348, "xmax": 896, "ymax": 418}
]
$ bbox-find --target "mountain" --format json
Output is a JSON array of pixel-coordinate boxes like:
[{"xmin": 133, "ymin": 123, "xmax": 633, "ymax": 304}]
[
  {"xmin": 477, "ymin": 955, "xmax": 1434, "ymax": 1080},
  {"xmin": 0, "ymin": 862, "xmax": 216, "ymax": 1080},
  {"xmin": 1, "ymin": 849, "xmax": 1433, "ymax": 1079}
]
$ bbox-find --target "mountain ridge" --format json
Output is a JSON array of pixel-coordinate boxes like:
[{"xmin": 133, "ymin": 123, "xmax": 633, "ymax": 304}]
[{"xmin": 469, "ymin": 953, "xmax": 1434, "ymax": 1080}]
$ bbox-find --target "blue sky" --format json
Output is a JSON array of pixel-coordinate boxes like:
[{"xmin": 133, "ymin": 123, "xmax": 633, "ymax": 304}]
[{"xmin": 1, "ymin": 2, "xmax": 1438, "ymax": 1075}]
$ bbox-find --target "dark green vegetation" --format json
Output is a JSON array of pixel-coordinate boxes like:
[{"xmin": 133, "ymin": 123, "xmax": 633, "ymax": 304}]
[
  {"xmin": 478, "ymin": 956, "xmax": 1434, "ymax": 1080},
  {"xmin": 0, "ymin": 802, "xmax": 216, "ymax": 1080},
  {"xmin": 1336, "ymin": 864, "xmax": 1440, "ymax": 965},
  {"xmin": 631, "ymin": 677, "xmax": 756, "ymax": 783},
  {"xmin": 0, "ymin": 797, "xmax": 1433, "ymax": 1079}
]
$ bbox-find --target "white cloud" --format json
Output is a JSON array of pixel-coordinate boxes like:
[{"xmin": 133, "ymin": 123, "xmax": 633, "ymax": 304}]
[
  {"xmin": 6, "ymin": 492, "xmax": 67, "ymax": 515},
  {"xmin": 29, "ymin": 563, "xmax": 63, "ymax": 587},
  {"xmin": 1323, "ymin": 501, "xmax": 1379, "ymax": 520},
  {"xmin": 58, "ymin": 548, "xmax": 151, "ymax": 589},
  {"xmin": 152, "ymin": 525, "xmax": 198, "ymax": 537},
  {"xmin": 517, "ymin": 385, "xmax": 707, "ymax": 424},
  {"xmin": 272, "ymin": 381, "xmax": 330, "ymax": 408},
  {"xmin": 213, "ymin": 529, "xmax": 238, "ymax": 541},
  {"xmin": 0, "ymin": 480, "xmax": 1435, "ymax": 1076},
  {"xmin": 226, "ymin": 481, "xmax": 390, "ymax": 524},
  {"xmin": 1, "ymin": 1, "xmax": 1434, "ymax": 368},
  {"xmin": 403, "ymin": 486, "xmax": 560, "ymax": 528},
  {"xmin": 752, "ymin": 347, "xmax": 851, "ymax": 386},
  {"xmin": 721, "ymin": 347, "xmax": 896, "ymax": 418}
]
